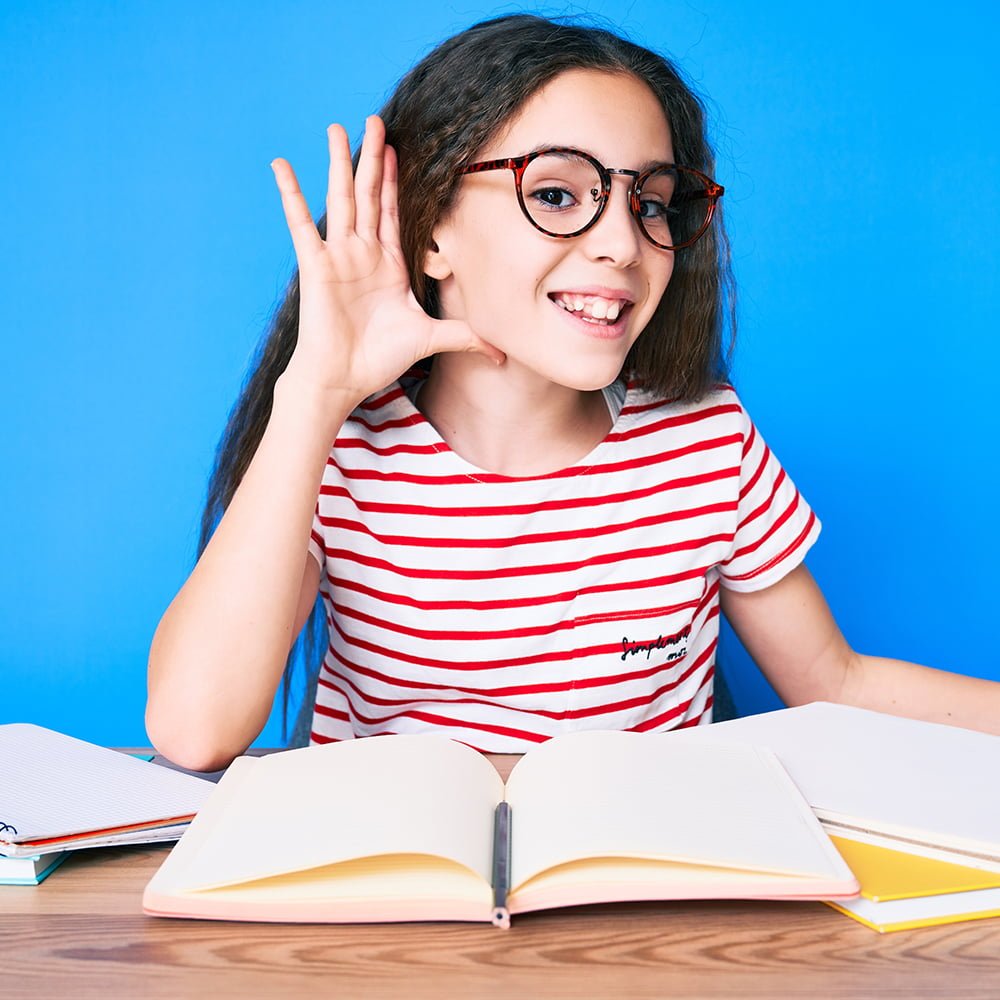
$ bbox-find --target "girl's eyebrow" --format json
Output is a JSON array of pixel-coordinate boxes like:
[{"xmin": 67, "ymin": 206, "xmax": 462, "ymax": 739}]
[
  {"xmin": 521, "ymin": 143, "xmax": 674, "ymax": 169},
  {"xmin": 520, "ymin": 142, "xmax": 574, "ymax": 158},
  {"xmin": 634, "ymin": 156, "xmax": 674, "ymax": 171}
]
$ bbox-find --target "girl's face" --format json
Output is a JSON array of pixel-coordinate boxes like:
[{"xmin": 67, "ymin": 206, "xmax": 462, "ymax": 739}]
[{"xmin": 425, "ymin": 68, "xmax": 676, "ymax": 392}]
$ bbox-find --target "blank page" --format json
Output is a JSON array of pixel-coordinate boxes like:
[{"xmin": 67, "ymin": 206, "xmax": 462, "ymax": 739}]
[
  {"xmin": 154, "ymin": 734, "xmax": 504, "ymax": 893},
  {"xmin": 0, "ymin": 724, "xmax": 214, "ymax": 842},
  {"xmin": 504, "ymin": 730, "xmax": 850, "ymax": 890}
]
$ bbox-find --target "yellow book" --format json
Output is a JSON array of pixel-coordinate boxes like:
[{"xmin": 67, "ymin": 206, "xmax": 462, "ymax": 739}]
[
  {"xmin": 831, "ymin": 836, "xmax": 1000, "ymax": 902},
  {"xmin": 825, "ymin": 836, "xmax": 1000, "ymax": 932}
]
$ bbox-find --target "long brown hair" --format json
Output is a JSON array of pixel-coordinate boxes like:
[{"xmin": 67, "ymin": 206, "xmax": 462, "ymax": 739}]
[{"xmin": 199, "ymin": 13, "xmax": 736, "ymax": 740}]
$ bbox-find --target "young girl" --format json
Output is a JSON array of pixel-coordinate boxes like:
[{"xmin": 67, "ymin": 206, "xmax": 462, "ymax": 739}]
[{"xmin": 146, "ymin": 14, "xmax": 1000, "ymax": 771}]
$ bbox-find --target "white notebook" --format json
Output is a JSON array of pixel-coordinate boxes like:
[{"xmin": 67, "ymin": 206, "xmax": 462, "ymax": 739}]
[
  {"xmin": 0, "ymin": 723, "xmax": 214, "ymax": 857},
  {"xmin": 668, "ymin": 703, "xmax": 1000, "ymax": 870}
]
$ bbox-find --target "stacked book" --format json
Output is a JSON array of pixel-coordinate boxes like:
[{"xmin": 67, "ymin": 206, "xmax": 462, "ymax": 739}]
[
  {"xmin": 0, "ymin": 850, "xmax": 69, "ymax": 886},
  {"xmin": 669, "ymin": 703, "xmax": 1000, "ymax": 932},
  {"xmin": 0, "ymin": 724, "xmax": 215, "ymax": 884}
]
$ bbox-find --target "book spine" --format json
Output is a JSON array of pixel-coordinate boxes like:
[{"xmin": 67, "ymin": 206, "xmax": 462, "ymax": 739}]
[{"xmin": 491, "ymin": 801, "xmax": 511, "ymax": 929}]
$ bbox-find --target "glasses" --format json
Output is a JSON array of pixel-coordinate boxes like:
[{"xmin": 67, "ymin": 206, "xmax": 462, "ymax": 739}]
[{"xmin": 460, "ymin": 147, "xmax": 724, "ymax": 251}]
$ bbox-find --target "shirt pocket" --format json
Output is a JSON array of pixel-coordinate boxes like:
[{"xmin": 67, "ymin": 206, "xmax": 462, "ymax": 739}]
[{"xmin": 570, "ymin": 570, "xmax": 709, "ymax": 670}]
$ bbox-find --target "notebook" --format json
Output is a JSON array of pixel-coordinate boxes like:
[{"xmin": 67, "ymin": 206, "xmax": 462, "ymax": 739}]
[
  {"xmin": 143, "ymin": 730, "xmax": 859, "ymax": 927},
  {"xmin": 0, "ymin": 723, "xmax": 215, "ymax": 858},
  {"xmin": 666, "ymin": 703, "xmax": 1000, "ymax": 871}
]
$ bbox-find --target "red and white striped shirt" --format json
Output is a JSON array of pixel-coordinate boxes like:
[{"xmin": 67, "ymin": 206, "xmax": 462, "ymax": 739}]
[{"xmin": 306, "ymin": 375, "xmax": 819, "ymax": 752}]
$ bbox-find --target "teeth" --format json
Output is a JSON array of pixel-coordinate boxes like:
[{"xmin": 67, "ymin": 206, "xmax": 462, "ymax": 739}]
[{"xmin": 553, "ymin": 294, "xmax": 628, "ymax": 322}]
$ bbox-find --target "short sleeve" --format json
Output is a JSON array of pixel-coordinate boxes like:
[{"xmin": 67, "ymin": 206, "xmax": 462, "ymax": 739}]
[
  {"xmin": 307, "ymin": 503, "xmax": 325, "ymax": 570},
  {"xmin": 717, "ymin": 400, "xmax": 821, "ymax": 593}
]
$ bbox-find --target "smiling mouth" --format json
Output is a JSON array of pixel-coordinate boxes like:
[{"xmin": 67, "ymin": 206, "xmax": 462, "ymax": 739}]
[{"xmin": 548, "ymin": 292, "xmax": 633, "ymax": 325}]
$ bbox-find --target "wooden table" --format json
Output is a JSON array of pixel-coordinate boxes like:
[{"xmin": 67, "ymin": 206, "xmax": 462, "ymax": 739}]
[{"xmin": 2, "ymin": 753, "xmax": 1000, "ymax": 998}]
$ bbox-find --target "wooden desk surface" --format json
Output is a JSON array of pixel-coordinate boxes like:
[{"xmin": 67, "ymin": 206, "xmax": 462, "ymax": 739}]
[{"xmin": 3, "ymin": 753, "xmax": 1000, "ymax": 998}]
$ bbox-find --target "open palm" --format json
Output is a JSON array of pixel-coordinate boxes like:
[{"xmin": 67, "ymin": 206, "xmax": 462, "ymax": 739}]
[{"xmin": 270, "ymin": 116, "xmax": 503, "ymax": 407}]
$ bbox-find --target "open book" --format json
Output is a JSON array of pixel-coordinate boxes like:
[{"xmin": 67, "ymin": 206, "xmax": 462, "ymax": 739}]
[{"xmin": 143, "ymin": 730, "xmax": 858, "ymax": 926}]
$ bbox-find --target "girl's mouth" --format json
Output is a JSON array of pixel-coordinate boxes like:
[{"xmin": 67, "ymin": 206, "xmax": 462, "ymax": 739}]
[{"xmin": 548, "ymin": 292, "xmax": 633, "ymax": 338}]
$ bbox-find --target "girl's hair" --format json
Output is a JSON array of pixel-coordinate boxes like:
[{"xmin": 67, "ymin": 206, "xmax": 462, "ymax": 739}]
[{"xmin": 198, "ymin": 13, "xmax": 736, "ymax": 740}]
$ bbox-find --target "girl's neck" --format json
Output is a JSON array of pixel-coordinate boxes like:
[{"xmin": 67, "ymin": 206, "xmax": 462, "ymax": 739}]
[{"xmin": 416, "ymin": 354, "xmax": 615, "ymax": 477}]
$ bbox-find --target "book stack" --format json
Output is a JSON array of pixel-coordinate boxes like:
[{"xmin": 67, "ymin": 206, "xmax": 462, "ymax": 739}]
[
  {"xmin": 668, "ymin": 703, "xmax": 1000, "ymax": 932},
  {"xmin": 0, "ymin": 851, "xmax": 69, "ymax": 886},
  {"xmin": 0, "ymin": 723, "xmax": 216, "ymax": 883}
]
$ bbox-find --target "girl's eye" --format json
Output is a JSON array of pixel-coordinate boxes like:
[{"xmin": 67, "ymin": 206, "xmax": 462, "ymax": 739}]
[
  {"xmin": 638, "ymin": 197, "xmax": 674, "ymax": 222},
  {"xmin": 529, "ymin": 186, "xmax": 578, "ymax": 210}
]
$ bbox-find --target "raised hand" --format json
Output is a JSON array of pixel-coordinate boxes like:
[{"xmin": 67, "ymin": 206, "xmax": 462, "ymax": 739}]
[{"xmin": 270, "ymin": 116, "xmax": 504, "ymax": 408}]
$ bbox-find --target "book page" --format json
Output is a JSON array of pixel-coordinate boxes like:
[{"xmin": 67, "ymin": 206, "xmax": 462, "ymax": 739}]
[
  {"xmin": 0, "ymin": 724, "xmax": 213, "ymax": 842},
  {"xmin": 511, "ymin": 854, "xmax": 828, "ymax": 903},
  {"xmin": 504, "ymin": 730, "xmax": 848, "ymax": 891},
  {"xmin": 667, "ymin": 703, "xmax": 1000, "ymax": 857},
  {"xmin": 173, "ymin": 854, "xmax": 490, "ymax": 905},
  {"xmin": 156, "ymin": 734, "xmax": 504, "ymax": 893}
]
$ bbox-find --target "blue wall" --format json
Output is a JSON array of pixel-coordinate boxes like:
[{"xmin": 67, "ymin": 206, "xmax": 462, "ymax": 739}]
[{"xmin": 3, "ymin": 2, "xmax": 997, "ymax": 746}]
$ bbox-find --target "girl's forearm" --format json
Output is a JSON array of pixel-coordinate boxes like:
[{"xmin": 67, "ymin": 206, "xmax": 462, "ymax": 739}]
[
  {"xmin": 839, "ymin": 652, "xmax": 1000, "ymax": 736},
  {"xmin": 146, "ymin": 373, "xmax": 354, "ymax": 771}
]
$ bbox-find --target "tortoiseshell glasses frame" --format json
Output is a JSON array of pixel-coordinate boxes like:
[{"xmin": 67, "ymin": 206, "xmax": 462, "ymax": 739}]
[{"xmin": 460, "ymin": 146, "xmax": 724, "ymax": 251}]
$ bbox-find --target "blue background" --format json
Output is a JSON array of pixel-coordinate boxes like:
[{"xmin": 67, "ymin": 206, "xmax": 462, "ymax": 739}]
[{"xmin": 3, "ymin": 1, "xmax": 997, "ymax": 747}]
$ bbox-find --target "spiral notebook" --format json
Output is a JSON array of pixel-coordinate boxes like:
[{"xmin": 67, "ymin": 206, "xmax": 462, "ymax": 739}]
[{"xmin": 0, "ymin": 723, "xmax": 215, "ymax": 858}]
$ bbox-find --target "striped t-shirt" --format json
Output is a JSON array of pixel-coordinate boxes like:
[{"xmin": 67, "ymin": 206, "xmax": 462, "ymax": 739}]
[{"xmin": 306, "ymin": 375, "xmax": 819, "ymax": 752}]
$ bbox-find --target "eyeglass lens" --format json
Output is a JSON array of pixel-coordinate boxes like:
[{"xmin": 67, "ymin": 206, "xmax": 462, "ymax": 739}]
[{"xmin": 519, "ymin": 152, "xmax": 711, "ymax": 248}]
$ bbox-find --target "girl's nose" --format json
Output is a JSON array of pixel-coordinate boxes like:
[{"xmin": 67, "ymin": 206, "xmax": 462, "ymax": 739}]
[{"xmin": 581, "ymin": 176, "xmax": 644, "ymax": 267}]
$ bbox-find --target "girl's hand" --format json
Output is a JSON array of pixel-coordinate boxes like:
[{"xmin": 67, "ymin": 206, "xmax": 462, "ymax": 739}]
[{"xmin": 270, "ymin": 116, "xmax": 504, "ymax": 408}]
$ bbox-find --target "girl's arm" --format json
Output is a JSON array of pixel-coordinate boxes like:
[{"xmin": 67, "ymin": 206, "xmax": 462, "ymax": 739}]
[
  {"xmin": 720, "ymin": 564, "xmax": 1000, "ymax": 735},
  {"xmin": 146, "ymin": 377, "xmax": 346, "ymax": 772},
  {"xmin": 147, "ymin": 117, "xmax": 501, "ymax": 771}
]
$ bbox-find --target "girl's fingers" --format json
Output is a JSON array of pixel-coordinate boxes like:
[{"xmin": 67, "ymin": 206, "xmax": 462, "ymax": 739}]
[
  {"xmin": 377, "ymin": 143, "xmax": 403, "ymax": 255},
  {"xmin": 325, "ymin": 123, "xmax": 356, "ymax": 237},
  {"xmin": 353, "ymin": 116, "xmax": 385, "ymax": 238},
  {"xmin": 270, "ymin": 158, "xmax": 323, "ymax": 260}
]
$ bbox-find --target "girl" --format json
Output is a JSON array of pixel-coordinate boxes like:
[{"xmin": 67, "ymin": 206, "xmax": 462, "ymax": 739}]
[{"xmin": 146, "ymin": 14, "xmax": 1000, "ymax": 772}]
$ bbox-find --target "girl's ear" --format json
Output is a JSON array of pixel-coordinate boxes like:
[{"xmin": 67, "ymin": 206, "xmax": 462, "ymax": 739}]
[{"xmin": 422, "ymin": 233, "xmax": 453, "ymax": 281}]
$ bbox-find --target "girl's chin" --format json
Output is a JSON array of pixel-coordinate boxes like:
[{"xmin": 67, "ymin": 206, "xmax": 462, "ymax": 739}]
[{"xmin": 497, "ymin": 356, "xmax": 628, "ymax": 393}]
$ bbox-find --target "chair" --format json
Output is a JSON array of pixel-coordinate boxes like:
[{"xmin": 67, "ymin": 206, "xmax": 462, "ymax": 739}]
[
  {"xmin": 288, "ymin": 669, "xmax": 319, "ymax": 748},
  {"xmin": 711, "ymin": 660, "xmax": 738, "ymax": 722}
]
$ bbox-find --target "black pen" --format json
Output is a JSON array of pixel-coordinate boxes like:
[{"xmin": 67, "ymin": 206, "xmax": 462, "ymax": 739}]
[{"xmin": 491, "ymin": 800, "xmax": 511, "ymax": 928}]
